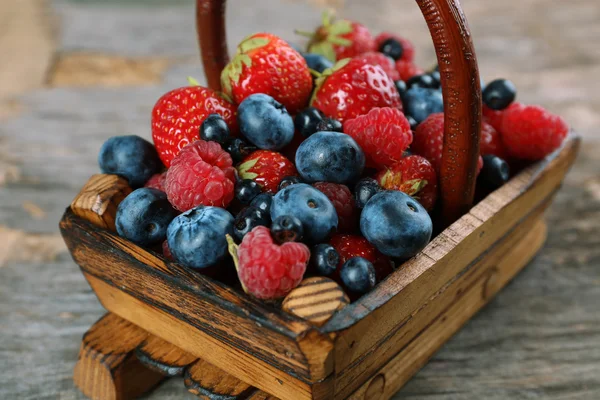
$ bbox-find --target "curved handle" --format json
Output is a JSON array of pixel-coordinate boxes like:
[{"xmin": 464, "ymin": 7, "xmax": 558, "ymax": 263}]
[{"xmin": 195, "ymin": 0, "xmax": 481, "ymax": 225}]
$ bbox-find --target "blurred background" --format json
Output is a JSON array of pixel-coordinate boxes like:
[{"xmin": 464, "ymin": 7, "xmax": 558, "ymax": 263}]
[{"xmin": 1, "ymin": 0, "xmax": 599, "ymax": 399}]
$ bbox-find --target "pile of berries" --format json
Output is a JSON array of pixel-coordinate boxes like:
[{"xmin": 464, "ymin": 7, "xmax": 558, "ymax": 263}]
[{"xmin": 97, "ymin": 13, "xmax": 569, "ymax": 301}]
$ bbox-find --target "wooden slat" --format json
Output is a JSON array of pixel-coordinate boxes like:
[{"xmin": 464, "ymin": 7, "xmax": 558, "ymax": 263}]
[
  {"xmin": 70, "ymin": 174, "xmax": 131, "ymax": 231},
  {"xmin": 136, "ymin": 335, "xmax": 197, "ymax": 376},
  {"xmin": 282, "ymin": 277, "xmax": 349, "ymax": 326},
  {"xmin": 324, "ymin": 135, "xmax": 580, "ymax": 377},
  {"xmin": 348, "ymin": 219, "xmax": 548, "ymax": 400},
  {"xmin": 333, "ymin": 197, "xmax": 552, "ymax": 398},
  {"xmin": 73, "ymin": 314, "xmax": 164, "ymax": 400},
  {"xmin": 184, "ymin": 358, "xmax": 254, "ymax": 399}
]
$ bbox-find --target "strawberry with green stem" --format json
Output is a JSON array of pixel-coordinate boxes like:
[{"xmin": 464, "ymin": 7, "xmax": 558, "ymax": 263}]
[
  {"xmin": 237, "ymin": 150, "xmax": 297, "ymax": 194},
  {"xmin": 296, "ymin": 10, "xmax": 375, "ymax": 62},
  {"xmin": 220, "ymin": 33, "xmax": 312, "ymax": 114}
]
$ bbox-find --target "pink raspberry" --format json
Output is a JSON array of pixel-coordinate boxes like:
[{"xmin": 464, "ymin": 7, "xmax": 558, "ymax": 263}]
[
  {"xmin": 395, "ymin": 60, "xmax": 424, "ymax": 82},
  {"xmin": 165, "ymin": 140, "xmax": 236, "ymax": 211},
  {"xmin": 237, "ymin": 226, "xmax": 310, "ymax": 299},
  {"xmin": 480, "ymin": 121, "xmax": 509, "ymax": 159},
  {"xmin": 500, "ymin": 105, "xmax": 569, "ymax": 160},
  {"xmin": 144, "ymin": 172, "xmax": 167, "ymax": 191},
  {"xmin": 483, "ymin": 103, "xmax": 523, "ymax": 133},
  {"xmin": 375, "ymin": 32, "xmax": 415, "ymax": 62},
  {"xmin": 313, "ymin": 182, "xmax": 357, "ymax": 232},
  {"xmin": 360, "ymin": 52, "xmax": 400, "ymax": 81},
  {"xmin": 343, "ymin": 107, "xmax": 413, "ymax": 169}
]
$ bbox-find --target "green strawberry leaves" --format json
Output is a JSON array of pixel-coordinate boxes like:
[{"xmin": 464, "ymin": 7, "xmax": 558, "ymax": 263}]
[
  {"xmin": 237, "ymin": 158, "xmax": 259, "ymax": 180},
  {"xmin": 404, "ymin": 179, "xmax": 428, "ymax": 196},
  {"xmin": 238, "ymin": 37, "xmax": 270, "ymax": 53},
  {"xmin": 226, "ymin": 234, "xmax": 249, "ymax": 294},
  {"xmin": 221, "ymin": 35, "xmax": 271, "ymax": 97},
  {"xmin": 308, "ymin": 41, "xmax": 337, "ymax": 63}
]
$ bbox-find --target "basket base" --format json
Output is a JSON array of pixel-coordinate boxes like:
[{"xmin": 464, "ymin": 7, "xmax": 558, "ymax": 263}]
[{"xmin": 73, "ymin": 217, "xmax": 547, "ymax": 400}]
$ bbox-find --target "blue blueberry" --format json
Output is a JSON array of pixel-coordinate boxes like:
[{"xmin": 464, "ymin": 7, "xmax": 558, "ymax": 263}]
[
  {"xmin": 340, "ymin": 257, "xmax": 376, "ymax": 295},
  {"xmin": 295, "ymin": 107, "xmax": 325, "ymax": 138},
  {"xmin": 200, "ymin": 114, "xmax": 230, "ymax": 145},
  {"xmin": 360, "ymin": 191, "xmax": 432, "ymax": 258},
  {"xmin": 302, "ymin": 53, "xmax": 334, "ymax": 74},
  {"xmin": 278, "ymin": 176, "xmax": 303, "ymax": 191},
  {"xmin": 378, "ymin": 38, "xmax": 404, "ymax": 61},
  {"xmin": 354, "ymin": 178, "xmax": 381, "ymax": 209},
  {"xmin": 394, "ymin": 80, "xmax": 408, "ymax": 102},
  {"xmin": 232, "ymin": 206, "xmax": 270, "ymax": 242},
  {"xmin": 310, "ymin": 244, "xmax": 339, "ymax": 276},
  {"xmin": 235, "ymin": 179, "xmax": 262, "ymax": 205},
  {"xmin": 271, "ymin": 215, "xmax": 304, "ymax": 243},
  {"xmin": 483, "ymin": 79, "xmax": 517, "ymax": 110},
  {"xmin": 402, "ymin": 86, "xmax": 444, "ymax": 124},
  {"xmin": 250, "ymin": 193, "xmax": 273, "ymax": 214},
  {"xmin": 237, "ymin": 94, "xmax": 294, "ymax": 150},
  {"xmin": 406, "ymin": 74, "xmax": 437, "ymax": 89},
  {"xmin": 167, "ymin": 206, "xmax": 234, "ymax": 269},
  {"xmin": 428, "ymin": 71, "xmax": 441, "ymax": 89},
  {"xmin": 225, "ymin": 138, "xmax": 257, "ymax": 164},
  {"xmin": 271, "ymin": 183, "xmax": 337, "ymax": 243},
  {"xmin": 115, "ymin": 188, "xmax": 178, "ymax": 246},
  {"xmin": 480, "ymin": 155, "xmax": 510, "ymax": 189},
  {"xmin": 98, "ymin": 135, "xmax": 161, "ymax": 187},
  {"xmin": 295, "ymin": 131, "xmax": 365, "ymax": 184}
]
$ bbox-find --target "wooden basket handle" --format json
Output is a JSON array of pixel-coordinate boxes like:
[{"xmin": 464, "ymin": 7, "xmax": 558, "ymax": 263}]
[{"xmin": 195, "ymin": 0, "xmax": 481, "ymax": 225}]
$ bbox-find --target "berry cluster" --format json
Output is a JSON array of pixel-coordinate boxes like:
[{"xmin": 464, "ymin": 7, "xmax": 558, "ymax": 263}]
[{"xmin": 97, "ymin": 13, "xmax": 569, "ymax": 302}]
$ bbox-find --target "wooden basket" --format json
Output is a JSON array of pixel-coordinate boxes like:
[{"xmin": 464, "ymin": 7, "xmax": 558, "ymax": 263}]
[{"xmin": 59, "ymin": 1, "xmax": 580, "ymax": 399}]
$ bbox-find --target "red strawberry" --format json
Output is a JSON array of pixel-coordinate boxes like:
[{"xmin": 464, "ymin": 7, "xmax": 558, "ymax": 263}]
[
  {"xmin": 357, "ymin": 51, "xmax": 400, "ymax": 81},
  {"xmin": 152, "ymin": 85, "xmax": 238, "ymax": 167},
  {"xmin": 395, "ymin": 60, "xmax": 424, "ymax": 82},
  {"xmin": 300, "ymin": 12, "xmax": 375, "ymax": 62},
  {"xmin": 312, "ymin": 182, "xmax": 357, "ymax": 232},
  {"xmin": 480, "ymin": 121, "xmax": 509, "ymax": 159},
  {"xmin": 500, "ymin": 105, "xmax": 569, "ymax": 160},
  {"xmin": 220, "ymin": 33, "xmax": 312, "ymax": 114},
  {"xmin": 311, "ymin": 58, "xmax": 402, "ymax": 123},
  {"xmin": 343, "ymin": 107, "xmax": 413, "ymax": 169},
  {"xmin": 237, "ymin": 150, "xmax": 297, "ymax": 193},
  {"xmin": 375, "ymin": 32, "xmax": 415, "ymax": 62},
  {"xmin": 329, "ymin": 234, "xmax": 394, "ymax": 283},
  {"xmin": 375, "ymin": 155, "xmax": 438, "ymax": 211},
  {"xmin": 413, "ymin": 113, "xmax": 483, "ymax": 175}
]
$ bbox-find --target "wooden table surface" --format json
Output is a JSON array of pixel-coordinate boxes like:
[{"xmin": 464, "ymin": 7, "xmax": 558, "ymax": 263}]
[{"xmin": 1, "ymin": 0, "xmax": 599, "ymax": 399}]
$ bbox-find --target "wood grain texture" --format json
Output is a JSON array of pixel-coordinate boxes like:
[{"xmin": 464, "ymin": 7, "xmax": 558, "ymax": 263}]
[
  {"xmin": 282, "ymin": 277, "xmax": 349, "ymax": 326},
  {"xmin": 349, "ymin": 219, "xmax": 548, "ymax": 400},
  {"xmin": 70, "ymin": 174, "xmax": 131, "ymax": 231},
  {"xmin": 136, "ymin": 335, "xmax": 197, "ymax": 377},
  {"xmin": 184, "ymin": 358, "xmax": 254, "ymax": 399},
  {"xmin": 73, "ymin": 313, "xmax": 164, "ymax": 400}
]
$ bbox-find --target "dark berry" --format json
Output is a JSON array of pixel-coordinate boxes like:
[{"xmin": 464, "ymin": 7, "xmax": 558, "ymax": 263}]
[
  {"xmin": 429, "ymin": 71, "xmax": 441, "ymax": 88},
  {"xmin": 340, "ymin": 257, "xmax": 376, "ymax": 294},
  {"xmin": 394, "ymin": 80, "xmax": 408, "ymax": 102},
  {"xmin": 295, "ymin": 132, "xmax": 365, "ymax": 184},
  {"xmin": 115, "ymin": 188, "xmax": 178, "ymax": 246},
  {"xmin": 226, "ymin": 138, "xmax": 257, "ymax": 164},
  {"xmin": 402, "ymin": 87, "xmax": 444, "ymax": 124},
  {"xmin": 238, "ymin": 94, "xmax": 294, "ymax": 150},
  {"xmin": 295, "ymin": 107, "xmax": 325, "ymax": 138},
  {"xmin": 200, "ymin": 114, "xmax": 230, "ymax": 145},
  {"xmin": 482, "ymin": 79, "xmax": 517, "ymax": 110},
  {"xmin": 235, "ymin": 179, "xmax": 262, "ymax": 204},
  {"xmin": 271, "ymin": 215, "xmax": 304, "ymax": 244},
  {"xmin": 407, "ymin": 115, "xmax": 419, "ymax": 130},
  {"xmin": 360, "ymin": 191, "xmax": 432, "ymax": 258},
  {"xmin": 354, "ymin": 178, "xmax": 381, "ymax": 209},
  {"xmin": 98, "ymin": 135, "xmax": 161, "ymax": 188},
  {"xmin": 271, "ymin": 184, "xmax": 337, "ymax": 243},
  {"xmin": 315, "ymin": 118, "xmax": 343, "ymax": 133},
  {"xmin": 302, "ymin": 53, "xmax": 334, "ymax": 74},
  {"xmin": 278, "ymin": 175, "xmax": 302, "ymax": 191},
  {"xmin": 310, "ymin": 244, "xmax": 339, "ymax": 276},
  {"xmin": 406, "ymin": 74, "xmax": 438, "ymax": 89},
  {"xmin": 378, "ymin": 38, "xmax": 404, "ymax": 61},
  {"xmin": 232, "ymin": 207, "xmax": 270, "ymax": 242},
  {"xmin": 480, "ymin": 155, "xmax": 510, "ymax": 189},
  {"xmin": 249, "ymin": 193, "xmax": 273, "ymax": 214}
]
